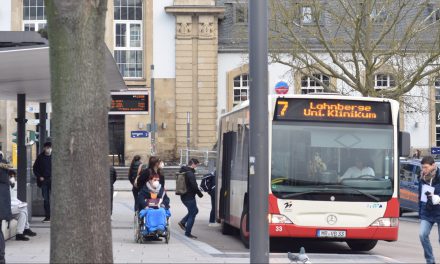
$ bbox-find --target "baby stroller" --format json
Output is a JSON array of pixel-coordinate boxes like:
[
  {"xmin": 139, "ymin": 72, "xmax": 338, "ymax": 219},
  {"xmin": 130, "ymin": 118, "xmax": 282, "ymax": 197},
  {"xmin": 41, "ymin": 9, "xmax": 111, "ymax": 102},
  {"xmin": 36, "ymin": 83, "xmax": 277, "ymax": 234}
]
[{"xmin": 134, "ymin": 198, "xmax": 171, "ymax": 244}]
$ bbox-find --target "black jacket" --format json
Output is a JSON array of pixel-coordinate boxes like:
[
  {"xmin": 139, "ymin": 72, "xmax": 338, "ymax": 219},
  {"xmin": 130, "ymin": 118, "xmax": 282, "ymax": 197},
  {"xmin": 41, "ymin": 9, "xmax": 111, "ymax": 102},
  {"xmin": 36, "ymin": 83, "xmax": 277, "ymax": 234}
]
[
  {"xmin": 137, "ymin": 185, "xmax": 170, "ymax": 210},
  {"xmin": 418, "ymin": 168, "xmax": 440, "ymax": 222},
  {"xmin": 180, "ymin": 166, "xmax": 203, "ymax": 201},
  {"xmin": 128, "ymin": 160, "xmax": 141, "ymax": 185},
  {"xmin": 33, "ymin": 152, "xmax": 52, "ymax": 186},
  {"xmin": 110, "ymin": 166, "xmax": 117, "ymax": 189},
  {"xmin": 0, "ymin": 163, "xmax": 12, "ymax": 221}
]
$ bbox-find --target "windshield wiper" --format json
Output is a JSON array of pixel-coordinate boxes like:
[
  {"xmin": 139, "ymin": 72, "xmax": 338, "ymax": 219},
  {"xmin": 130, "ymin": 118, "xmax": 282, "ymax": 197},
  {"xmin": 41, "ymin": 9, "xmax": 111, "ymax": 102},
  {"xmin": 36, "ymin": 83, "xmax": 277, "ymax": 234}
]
[{"xmin": 280, "ymin": 184, "xmax": 381, "ymax": 202}]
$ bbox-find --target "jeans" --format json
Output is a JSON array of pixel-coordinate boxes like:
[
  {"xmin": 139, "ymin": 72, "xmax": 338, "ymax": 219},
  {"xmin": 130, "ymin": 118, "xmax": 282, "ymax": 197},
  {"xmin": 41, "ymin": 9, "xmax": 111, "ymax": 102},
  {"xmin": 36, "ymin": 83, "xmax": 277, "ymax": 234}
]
[
  {"xmin": 132, "ymin": 189, "xmax": 138, "ymax": 211},
  {"xmin": 209, "ymin": 190, "xmax": 215, "ymax": 223},
  {"xmin": 419, "ymin": 220, "xmax": 440, "ymax": 264},
  {"xmin": 0, "ymin": 222, "xmax": 5, "ymax": 264},
  {"xmin": 41, "ymin": 183, "xmax": 51, "ymax": 218},
  {"xmin": 181, "ymin": 199, "xmax": 199, "ymax": 236}
]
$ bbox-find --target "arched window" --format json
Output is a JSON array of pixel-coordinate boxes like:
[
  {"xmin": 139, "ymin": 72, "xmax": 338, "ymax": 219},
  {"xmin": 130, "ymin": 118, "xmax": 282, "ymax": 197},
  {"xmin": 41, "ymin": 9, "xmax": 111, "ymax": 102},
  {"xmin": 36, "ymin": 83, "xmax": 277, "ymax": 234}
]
[
  {"xmin": 233, "ymin": 74, "xmax": 249, "ymax": 107},
  {"xmin": 375, "ymin": 74, "xmax": 395, "ymax": 89},
  {"xmin": 300, "ymin": 74, "xmax": 329, "ymax": 94}
]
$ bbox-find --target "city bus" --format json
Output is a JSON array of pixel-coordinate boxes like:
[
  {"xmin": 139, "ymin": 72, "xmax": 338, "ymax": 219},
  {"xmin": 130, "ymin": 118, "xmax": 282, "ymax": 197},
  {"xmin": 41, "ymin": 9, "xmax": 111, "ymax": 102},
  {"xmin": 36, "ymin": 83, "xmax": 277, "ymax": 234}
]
[{"xmin": 215, "ymin": 94, "xmax": 410, "ymax": 251}]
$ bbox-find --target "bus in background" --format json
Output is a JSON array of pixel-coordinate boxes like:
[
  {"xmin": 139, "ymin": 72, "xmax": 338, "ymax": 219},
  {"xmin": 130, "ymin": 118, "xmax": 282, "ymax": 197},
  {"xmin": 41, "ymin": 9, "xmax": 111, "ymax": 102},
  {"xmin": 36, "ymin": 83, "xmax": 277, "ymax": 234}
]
[{"xmin": 215, "ymin": 94, "xmax": 410, "ymax": 251}]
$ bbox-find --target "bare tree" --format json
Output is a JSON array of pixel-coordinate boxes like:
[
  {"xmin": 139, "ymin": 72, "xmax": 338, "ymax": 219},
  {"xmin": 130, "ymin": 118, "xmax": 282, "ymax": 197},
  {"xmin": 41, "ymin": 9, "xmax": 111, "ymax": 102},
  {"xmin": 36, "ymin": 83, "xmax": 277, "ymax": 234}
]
[
  {"xmin": 46, "ymin": 0, "xmax": 112, "ymax": 262},
  {"xmin": 269, "ymin": 0, "xmax": 440, "ymax": 103}
]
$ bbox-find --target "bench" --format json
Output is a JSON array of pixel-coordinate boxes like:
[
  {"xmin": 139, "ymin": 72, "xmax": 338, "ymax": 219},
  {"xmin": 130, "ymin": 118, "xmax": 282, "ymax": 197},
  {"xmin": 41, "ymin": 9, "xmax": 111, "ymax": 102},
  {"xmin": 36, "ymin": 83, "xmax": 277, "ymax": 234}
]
[{"xmin": 1, "ymin": 219, "xmax": 18, "ymax": 240}]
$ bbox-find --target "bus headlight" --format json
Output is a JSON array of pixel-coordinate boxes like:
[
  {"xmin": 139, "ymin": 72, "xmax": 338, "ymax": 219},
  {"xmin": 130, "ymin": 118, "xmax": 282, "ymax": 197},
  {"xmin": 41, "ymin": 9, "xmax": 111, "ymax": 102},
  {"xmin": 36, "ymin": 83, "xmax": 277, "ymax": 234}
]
[
  {"xmin": 268, "ymin": 214, "xmax": 293, "ymax": 224},
  {"xmin": 370, "ymin": 218, "xmax": 399, "ymax": 227}
]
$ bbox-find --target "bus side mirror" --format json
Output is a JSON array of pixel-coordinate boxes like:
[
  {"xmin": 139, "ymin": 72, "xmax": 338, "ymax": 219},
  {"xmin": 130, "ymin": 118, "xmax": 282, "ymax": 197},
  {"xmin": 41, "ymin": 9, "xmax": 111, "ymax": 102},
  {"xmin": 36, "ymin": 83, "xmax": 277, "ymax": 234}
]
[{"xmin": 399, "ymin": 131, "xmax": 410, "ymax": 157}]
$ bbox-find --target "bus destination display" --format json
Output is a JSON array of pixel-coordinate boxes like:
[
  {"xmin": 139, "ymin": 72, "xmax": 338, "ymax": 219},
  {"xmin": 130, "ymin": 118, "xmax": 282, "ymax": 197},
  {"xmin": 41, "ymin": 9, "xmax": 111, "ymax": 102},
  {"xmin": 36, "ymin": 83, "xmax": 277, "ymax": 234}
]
[
  {"xmin": 111, "ymin": 94, "xmax": 149, "ymax": 112},
  {"xmin": 275, "ymin": 98, "xmax": 391, "ymax": 124}
]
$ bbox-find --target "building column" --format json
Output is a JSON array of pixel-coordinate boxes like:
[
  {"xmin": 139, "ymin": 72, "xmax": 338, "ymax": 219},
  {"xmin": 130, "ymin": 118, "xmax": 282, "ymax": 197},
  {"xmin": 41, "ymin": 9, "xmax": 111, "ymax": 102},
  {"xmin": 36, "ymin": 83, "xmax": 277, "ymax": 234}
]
[{"xmin": 166, "ymin": 3, "xmax": 224, "ymax": 155}]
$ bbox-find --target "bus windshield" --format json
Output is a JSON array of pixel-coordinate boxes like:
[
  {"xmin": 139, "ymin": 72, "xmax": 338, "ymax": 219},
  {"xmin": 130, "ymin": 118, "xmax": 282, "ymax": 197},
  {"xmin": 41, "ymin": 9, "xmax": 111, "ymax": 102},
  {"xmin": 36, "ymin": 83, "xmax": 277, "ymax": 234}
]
[{"xmin": 271, "ymin": 122, "xmax": 394, "ymax": 202}]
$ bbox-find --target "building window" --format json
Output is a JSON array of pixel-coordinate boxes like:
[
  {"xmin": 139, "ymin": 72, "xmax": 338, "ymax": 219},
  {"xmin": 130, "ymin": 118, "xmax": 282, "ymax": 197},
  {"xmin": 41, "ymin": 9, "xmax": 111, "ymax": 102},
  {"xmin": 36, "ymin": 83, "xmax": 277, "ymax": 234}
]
[
  {"xmin": 234, "ymin": 4, "xmax": 248, "ymax": 24},
  {"xmin": 435, "ymin": 78, "xmax": 440, "ymax": 101},
  {"xmin": 300, "ymin": 74, "xmax": 329, "ymax": 94},
  {"xmin": 23, "ymin": 0, "xmax": 47, "ymax": 31},
  {"xmin": 301, "ymin": 6, "xmax": 314, "ymax": 24},
  {"xmin": 233, "ymin": 74, "xmax": 249, "ymax": 106},
  {"xmin": 114, "ymin": 0, "xmax": 143, "ymax": 78},
  {"xmin": 375, "ymin": 74, "xmax": 395, "ymax": 89}
]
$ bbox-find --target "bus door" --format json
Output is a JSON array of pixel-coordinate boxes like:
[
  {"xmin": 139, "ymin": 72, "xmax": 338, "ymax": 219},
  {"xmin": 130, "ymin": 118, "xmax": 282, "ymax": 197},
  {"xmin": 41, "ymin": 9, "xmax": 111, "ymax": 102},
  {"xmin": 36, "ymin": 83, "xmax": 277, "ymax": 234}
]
[{"xmin": 219, "ymin": 131, "xmax": 234, "ymax": 221}]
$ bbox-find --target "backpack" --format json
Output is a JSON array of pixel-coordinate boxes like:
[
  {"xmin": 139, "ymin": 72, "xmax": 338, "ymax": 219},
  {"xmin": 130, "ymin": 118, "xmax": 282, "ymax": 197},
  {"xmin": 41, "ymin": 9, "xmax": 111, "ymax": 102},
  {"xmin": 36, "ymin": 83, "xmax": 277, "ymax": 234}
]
[
  {"xmin": 175, "ymin": 172, "xmax": 188, "ymax": 195},
  {"xmin": 200, "ymin": 172, "xmax": 215, "ymax": 192}
]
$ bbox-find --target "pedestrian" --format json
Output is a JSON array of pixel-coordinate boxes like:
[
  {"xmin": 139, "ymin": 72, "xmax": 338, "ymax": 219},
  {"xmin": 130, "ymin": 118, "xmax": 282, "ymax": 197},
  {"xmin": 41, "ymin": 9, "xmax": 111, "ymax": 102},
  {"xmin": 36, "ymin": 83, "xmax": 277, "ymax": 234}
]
[
  {"xmin": 200, "ymin": 170, "xmax": 219, "ymax": 227},
  {"xmin": 177, "ymin": 158, "xmax": 203, "ymax": 239},
  {"xmin": 8, "ymin": 171, "xmax": 36, "ymax": 241},
  {"xmin": 418, "ymin": 156, "xmax": 440, "ymax": 264},
  {"xmin": 110, "ymin": 165, "xmax": 117, "ymax": 215},
  {"xmin": 128, "ymin": 155, "xmax": 142, "ymax": 210},
  {"xmin": 0, "ymin": 157, "xmax": 12, "ymax": 264},
  {"xmin": 32, "ymin": 141, "xmax": 52, "ymax": 223},
  {"xmin": 135, "ymin": 157, "xmax": 165, "ymax": 192}
]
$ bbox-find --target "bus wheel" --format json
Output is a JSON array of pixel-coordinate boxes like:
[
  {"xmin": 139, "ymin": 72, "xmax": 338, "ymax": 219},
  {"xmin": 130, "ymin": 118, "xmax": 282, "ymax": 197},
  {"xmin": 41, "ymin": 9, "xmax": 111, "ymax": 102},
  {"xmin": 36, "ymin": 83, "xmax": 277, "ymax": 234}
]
[
  {"xmin": 346, "ymin": 240, "xmax": 378, "ymax": 251},
  {"xmin": 222, "ymin": 221, "xmax": 236, "ymax": 235},
  {"xmin": 240, "ymin": 211, "xmax": 249, "ymax": 249}
]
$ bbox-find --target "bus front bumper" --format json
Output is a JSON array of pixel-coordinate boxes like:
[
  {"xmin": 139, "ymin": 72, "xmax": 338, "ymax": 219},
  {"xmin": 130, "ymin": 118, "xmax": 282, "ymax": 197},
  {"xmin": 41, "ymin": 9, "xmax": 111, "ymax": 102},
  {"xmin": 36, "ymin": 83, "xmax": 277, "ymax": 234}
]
[{"xmin": 268, "ymin": 223, "xmax": 398, "ymax": 241}]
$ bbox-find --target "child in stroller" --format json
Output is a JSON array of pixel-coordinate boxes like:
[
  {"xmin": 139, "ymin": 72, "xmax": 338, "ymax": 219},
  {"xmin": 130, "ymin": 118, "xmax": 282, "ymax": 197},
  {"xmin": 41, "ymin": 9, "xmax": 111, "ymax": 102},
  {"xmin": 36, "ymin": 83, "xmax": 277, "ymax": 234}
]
[{"xmin": 135, "ymin": 173, "xmax": 171, "ymax": 243}]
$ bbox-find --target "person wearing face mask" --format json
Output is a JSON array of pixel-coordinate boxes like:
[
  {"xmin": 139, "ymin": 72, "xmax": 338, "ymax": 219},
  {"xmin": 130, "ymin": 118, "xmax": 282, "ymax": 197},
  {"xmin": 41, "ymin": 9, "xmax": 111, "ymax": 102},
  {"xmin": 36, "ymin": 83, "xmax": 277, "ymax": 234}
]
[
  {"xmin": 8, "ymin": 171, "xmax": 36, "ymax": 241},
  {"xmin": 136, "ymin": 157, "xmax": 165, "ymax": 191},
  {"xmin": 177, "ymin": 158, "xmax": 203, "ymax": 239},
  {"xmin": 32, "ymin": 142, "xmax": 52, "ymax": 223},
  {"xmin": 137, "ymin": 174, "xmax": 170, "ymax": 210}
]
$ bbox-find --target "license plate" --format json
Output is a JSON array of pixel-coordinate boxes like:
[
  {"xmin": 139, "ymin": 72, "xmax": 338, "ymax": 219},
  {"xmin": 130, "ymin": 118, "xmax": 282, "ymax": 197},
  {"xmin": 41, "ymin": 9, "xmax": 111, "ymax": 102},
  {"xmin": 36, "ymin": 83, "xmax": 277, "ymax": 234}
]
[{"xmin": 317, "ymin": 230, "xmax": 346, "ymax": 238}]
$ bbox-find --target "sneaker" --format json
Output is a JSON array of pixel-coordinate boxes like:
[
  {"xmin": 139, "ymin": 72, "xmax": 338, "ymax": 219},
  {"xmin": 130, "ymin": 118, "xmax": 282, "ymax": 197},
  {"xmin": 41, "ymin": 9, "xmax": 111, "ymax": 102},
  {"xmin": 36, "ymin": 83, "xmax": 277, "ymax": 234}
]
[
  {"xmin": 185, "ymin": 234, "xmax": 197, "ymax": 240},
  {"xmin": 178, "ymin": 221, "xmax": 186, "ymax": 231},
  {"xmin": 42, "ymin": 217, "xmax": 50, "ymax": 223},
  {"xmin": 16, "ymin": 234, "xmax": 30, "ymax": 241},
  {"xmin": 208, "ymin": 223, "xmax": 221, "ymax": 227},
  {"xmin": 23, "ymin": 229, "xmax": 37, "ymax": 237}
]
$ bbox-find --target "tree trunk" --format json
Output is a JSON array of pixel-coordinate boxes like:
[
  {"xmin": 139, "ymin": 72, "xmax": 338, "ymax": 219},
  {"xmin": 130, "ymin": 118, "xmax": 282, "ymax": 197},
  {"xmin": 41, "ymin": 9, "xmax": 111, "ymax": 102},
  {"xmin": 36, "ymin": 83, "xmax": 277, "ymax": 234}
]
[{"xmin": 46, "ymin": 1, "xmax": 112, "ymax": 263}]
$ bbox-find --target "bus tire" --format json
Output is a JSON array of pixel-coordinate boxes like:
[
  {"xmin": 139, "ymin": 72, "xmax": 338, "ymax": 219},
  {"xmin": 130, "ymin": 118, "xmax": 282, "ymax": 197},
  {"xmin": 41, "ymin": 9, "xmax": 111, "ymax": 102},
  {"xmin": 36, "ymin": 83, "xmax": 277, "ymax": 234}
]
[
  {"xmin": 346, "ymin": 240, "xmax": 378, "ymax": 251},
  {"xmin": 240, "ymin": 211, "xmax": 249, "ymax": 249},
  {"xmin": 222, "ymin": 221, "xmax": 236, "ymax": 235}
]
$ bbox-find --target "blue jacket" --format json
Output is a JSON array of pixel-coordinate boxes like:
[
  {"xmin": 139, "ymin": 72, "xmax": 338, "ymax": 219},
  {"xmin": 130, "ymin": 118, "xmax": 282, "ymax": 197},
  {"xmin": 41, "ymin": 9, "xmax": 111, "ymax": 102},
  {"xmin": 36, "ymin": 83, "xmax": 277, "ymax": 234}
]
[{"xmin": 418, "ymin": 168, "xmax": 440, "ymax": 222}]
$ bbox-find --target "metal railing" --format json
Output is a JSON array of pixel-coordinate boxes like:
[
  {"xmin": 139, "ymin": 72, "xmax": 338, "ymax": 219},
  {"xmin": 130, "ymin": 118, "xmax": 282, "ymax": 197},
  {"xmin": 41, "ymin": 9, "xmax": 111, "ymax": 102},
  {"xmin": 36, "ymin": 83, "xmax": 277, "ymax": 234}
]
[{"xmin": 179, "ymin": 149, "xmax": 217, "ymax": 173}]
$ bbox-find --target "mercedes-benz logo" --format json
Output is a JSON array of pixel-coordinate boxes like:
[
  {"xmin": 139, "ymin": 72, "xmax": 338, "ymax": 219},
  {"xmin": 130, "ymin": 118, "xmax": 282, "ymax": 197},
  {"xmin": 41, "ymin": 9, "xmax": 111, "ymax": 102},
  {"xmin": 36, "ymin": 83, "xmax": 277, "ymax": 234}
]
[{"xmin": 327, "ymin": 214, "xmax": 337, "ymax": 225}]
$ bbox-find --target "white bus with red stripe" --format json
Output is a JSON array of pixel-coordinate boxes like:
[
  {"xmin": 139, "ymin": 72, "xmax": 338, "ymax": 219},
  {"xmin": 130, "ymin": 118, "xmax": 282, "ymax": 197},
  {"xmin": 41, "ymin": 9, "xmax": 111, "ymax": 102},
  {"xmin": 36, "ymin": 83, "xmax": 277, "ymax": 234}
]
[{"xmin": 215, "ymin": 94, "xmax": 410, "ymax": 251}]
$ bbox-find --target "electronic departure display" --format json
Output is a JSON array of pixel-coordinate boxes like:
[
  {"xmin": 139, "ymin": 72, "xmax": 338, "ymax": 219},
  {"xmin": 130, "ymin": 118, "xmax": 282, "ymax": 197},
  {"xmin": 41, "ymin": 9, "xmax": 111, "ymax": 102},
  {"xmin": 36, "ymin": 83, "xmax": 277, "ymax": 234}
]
[
  {"xmin": 275, "ymin": 98, "xmax": 391, "ymax": 124},
  {"xmin": 110, "ymin": 94, "xmax": 149, "ymax": 112}
]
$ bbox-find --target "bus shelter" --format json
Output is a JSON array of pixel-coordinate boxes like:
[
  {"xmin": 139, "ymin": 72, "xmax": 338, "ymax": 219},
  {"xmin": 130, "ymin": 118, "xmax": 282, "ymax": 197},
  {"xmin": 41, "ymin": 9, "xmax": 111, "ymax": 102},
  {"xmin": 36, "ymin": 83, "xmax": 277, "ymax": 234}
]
[{"xmin": 0, "ymin": 31, "xmax": 126, "ymax": 218}]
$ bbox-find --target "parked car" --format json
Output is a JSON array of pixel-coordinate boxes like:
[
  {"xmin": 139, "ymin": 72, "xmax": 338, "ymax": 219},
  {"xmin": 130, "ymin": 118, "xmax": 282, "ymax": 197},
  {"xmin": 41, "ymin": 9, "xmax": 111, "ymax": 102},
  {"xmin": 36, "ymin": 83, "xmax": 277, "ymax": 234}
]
[{"xmin": 399, "ymin": 159, "xmax": 421, "ymax": 215}]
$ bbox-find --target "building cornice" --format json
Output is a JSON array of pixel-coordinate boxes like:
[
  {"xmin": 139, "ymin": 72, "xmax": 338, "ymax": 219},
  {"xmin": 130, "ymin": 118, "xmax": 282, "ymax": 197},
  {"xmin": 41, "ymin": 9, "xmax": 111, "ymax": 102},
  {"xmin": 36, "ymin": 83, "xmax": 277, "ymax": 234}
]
[{"xmin": 165, "ymin": 6, "xmax": 225, "ymax": 18}]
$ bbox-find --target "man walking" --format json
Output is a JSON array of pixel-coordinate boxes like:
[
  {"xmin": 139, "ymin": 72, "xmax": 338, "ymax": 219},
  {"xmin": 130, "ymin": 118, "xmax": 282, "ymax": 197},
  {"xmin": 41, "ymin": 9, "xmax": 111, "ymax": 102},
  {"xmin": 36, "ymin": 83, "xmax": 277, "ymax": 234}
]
[
  {"xmin": 178, "ymin": 158, "xmax": 203, "ymax": 239},
  {"xmin": 0, "ymin": 157, "xmax": 12, "ymax": 263},
  {"xmin": 33, "ymin": 142, "xmax": 52, "ymax": 223},
  {"xmin": 419, "ymin": 156, "xmax": 440, "ymax": 264}
]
